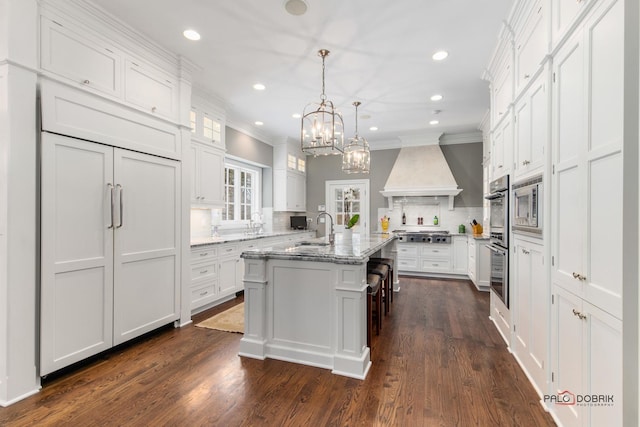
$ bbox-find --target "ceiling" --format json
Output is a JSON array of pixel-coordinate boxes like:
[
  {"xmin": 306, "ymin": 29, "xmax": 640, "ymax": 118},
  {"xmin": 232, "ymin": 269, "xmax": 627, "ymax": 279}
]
[{"xmin": 89, "ymin": 0, "xmax": 514, "ymax": 147}]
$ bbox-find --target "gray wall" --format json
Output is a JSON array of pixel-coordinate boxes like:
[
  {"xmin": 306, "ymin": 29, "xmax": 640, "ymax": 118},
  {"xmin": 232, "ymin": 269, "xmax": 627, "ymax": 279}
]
[
  {"xmin": 305, "ymin": 142, "xmax": 484, "ymax": 227},
  {"xmin": 225, "ymin": 126, "xmax": 274, "ymax": 207},
  {"xmin": 440, "ymin": 142, "xmax": 484, "ymax": 207}
]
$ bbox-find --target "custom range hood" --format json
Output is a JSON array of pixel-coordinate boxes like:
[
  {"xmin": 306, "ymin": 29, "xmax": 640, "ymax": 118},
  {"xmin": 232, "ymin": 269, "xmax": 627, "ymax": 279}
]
[{"xmin": 380, "ymin": 133, "xmax": 462, "ymax": 210}]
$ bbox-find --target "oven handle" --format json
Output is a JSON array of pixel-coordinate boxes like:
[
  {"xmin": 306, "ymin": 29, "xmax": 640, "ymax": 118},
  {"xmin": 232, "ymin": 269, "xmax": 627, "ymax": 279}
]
[
  {"xmin": 484, "ymin": 192, "xmax": 506, "ymax": 200},
  {"xmin": 485, "ymin": 244, "xmax": 507, "ymax": 255}
]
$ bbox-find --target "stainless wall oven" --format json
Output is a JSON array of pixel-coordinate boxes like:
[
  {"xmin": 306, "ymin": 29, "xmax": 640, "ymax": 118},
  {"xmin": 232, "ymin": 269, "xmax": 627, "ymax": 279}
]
[
  {"xmin": 485, "ymin": 175, "xmax": 509, "ymax": 248},
  {"xmin": 485, "ymin": 175, "xmax": 510, "ymax": 308}
]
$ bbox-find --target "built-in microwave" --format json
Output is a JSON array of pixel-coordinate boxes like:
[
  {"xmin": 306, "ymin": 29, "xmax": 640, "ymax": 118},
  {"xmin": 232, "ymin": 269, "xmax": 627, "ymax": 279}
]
[{"xmin": 512, "ymin": 175, "xmax": 542, "ymax": 236}]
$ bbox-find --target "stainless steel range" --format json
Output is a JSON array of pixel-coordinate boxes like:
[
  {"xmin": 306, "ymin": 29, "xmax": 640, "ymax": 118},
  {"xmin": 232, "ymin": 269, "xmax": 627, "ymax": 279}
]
[{"xmin": 397, "ymin": 231, "xmax": 451, "ymax": 244}]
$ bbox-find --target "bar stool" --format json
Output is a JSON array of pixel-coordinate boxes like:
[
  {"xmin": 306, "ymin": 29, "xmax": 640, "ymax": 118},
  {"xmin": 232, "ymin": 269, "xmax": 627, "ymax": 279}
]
[
  {"xmin": 367, "ymin": 262, "xmax": 390, "ymax": 316},
  {"xmin": 366, "ymin": 273, "xmax": 382, "ymax": 349},
  {"xmin": 369, "ymin": 257, "xmax": 394, "ymax": 306}
]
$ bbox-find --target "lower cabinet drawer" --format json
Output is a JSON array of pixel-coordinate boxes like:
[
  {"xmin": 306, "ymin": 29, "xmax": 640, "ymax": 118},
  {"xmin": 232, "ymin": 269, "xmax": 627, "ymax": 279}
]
[
  {"xmin": 398, "ymin": 245, "xmax": 419, "ymax": 257},
  {"xmin": 191, "ymin": 261, "xmax": 216, "ymax": 281},
  {"xmin": 191, "ymin": 279, "xmax": 217, "ymax": 307},
  {"xmin": 398, "ymin": 257, "xmax": 419, "ymax": 271},
  {"xmin": 421, "ymin": 258, "xmax": 451, "ymax": 272}
]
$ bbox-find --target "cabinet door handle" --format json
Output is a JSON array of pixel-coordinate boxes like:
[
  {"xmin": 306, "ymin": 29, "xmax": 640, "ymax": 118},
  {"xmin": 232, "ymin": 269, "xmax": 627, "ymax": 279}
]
[
  {"xmin": 433, "ymin": 250, "xmax": 439, "ymax": 253},
  {"xmin": 524, "ymin": 74, "xmax": 530, "ymax": 79},
  {"xmin": 200, "ymin": 270, "xmax": 208, "ymax": 274},
  {"xmin": 200, "ymin": 291, "xmax": 208, "ymax": 296},
  {"xmin": 151, "ymin": 106, "xmax": 157, "ymax": 113},
  {"xmin": 82, "ymin": 79, "xmax": 90, "ymax": 85},
  {"xmin": 116, "ymin": 184, "xmax": 123, "ymax": 228},
  {"xmin": 572, "ymin": 309, "xmax": 587, "ymax": 320},
  {"xmin": 200, "ymin": 252, "xmax": 209, "ymax": 257},
  {"xmin": 107, "ymin": 183, "xmax": 115, "ymax": 229}
]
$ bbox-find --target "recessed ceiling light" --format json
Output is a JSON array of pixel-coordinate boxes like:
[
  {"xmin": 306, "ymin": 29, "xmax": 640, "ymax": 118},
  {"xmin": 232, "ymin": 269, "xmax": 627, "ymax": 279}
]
[
  {"xmin": 284, "ymin": 0, "xmax": 308, "ymax": 16},
  {"xmin": 430, "ymin": 94, "xmax": 443, "ymax": 101},
  {"xmin": 253, "ymin": 83, "xmax": 266, "ymax": 91},
  {"xmin": 183, "ymin": 29, "xmax": 201, "ymax": 41},
  {"xmin": 369, "ymin": 126, "xmax": 378, "ymax": 131},
  {"xmin": 430, "ymin": 120, "xmax": 439, "ymax": 125},
  {"xmin": 255, "ymin": 121, "xmax": 264, "ymax": 126},
  {"xmin": 292, "ymin": 113, "xmax": 301, "ymax": 119},
  {"xmin": 432, "ymin": 50, "xmax": 448, "ymax": 61}
]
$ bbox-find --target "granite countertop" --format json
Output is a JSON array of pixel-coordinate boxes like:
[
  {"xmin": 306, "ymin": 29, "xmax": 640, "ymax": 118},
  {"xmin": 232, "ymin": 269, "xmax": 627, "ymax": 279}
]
[
  {"xmin": 191, "ymin": 229, "xmax": 315, "ymax": 248},
  {"xmin": 241, "ymin": 233, "xmax": 397, "ymax": 265}
]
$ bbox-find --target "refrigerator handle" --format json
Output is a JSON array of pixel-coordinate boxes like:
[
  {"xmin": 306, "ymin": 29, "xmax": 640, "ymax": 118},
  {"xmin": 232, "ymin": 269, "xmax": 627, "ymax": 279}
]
[
  {"xmin": 107, "ymin": 183, "xmax": 114, "ymax": 229},
  {"xmin": 116, "ymin": 184, "xmax": 123, "ymax": 228}
]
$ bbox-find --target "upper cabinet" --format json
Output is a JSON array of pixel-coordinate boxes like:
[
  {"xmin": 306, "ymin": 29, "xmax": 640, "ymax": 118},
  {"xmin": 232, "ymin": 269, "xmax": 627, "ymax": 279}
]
[
  {"xmin": 190, "ymin": 94, "xmax": 226, "ymax": 150},
  {"xmin": 514, "ymin": 72, "xmax": 547, "ymax": 179},
  {"xmin": 190, "ymin": 94, "xmax": 227, "ymax": 207},
  {"xmin": 550, "ymin": 0, "xmax": 594, "ymax": 48},
  {"xmin": 40, "ymin": 16, "xmax": 122, "ymax": 98},
  {"xmin": 273, "ymin": 139, "xmax": 306, "ymax": 212},
  {"xmin": 39, "ymin": 12, "xmax": 180, "ymax": 123},
  {"xmin": 514, "ymin": 1, "xmax": 548, "ymax": 94},
  {"xmin": 124, "ymin": 60, "xmax": 178, "ymax": 121}
]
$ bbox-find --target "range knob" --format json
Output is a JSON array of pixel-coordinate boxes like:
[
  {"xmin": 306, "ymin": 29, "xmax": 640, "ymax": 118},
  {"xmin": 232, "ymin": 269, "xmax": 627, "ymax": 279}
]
[{"xmin": 421, "ymin": 236, "xmax": 427, "ymax": 242}]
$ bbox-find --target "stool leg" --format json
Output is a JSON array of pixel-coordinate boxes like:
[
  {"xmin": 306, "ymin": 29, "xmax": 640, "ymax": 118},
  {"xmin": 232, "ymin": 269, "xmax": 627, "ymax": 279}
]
[
  {"xmin": 376, "ymin": 291, "xmax": 382, "ymax": 333},
  {"xmin": 367, "ymin": 292, "xmax": 372, "ymax": 349},
  {"xmin": 389, "ymin": 267, "xmax": 394, "ymax": 304}
]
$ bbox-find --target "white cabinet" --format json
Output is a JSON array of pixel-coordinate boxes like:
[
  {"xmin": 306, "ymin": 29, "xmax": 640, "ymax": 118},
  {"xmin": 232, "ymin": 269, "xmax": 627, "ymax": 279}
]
[
  {"xmin": 40, "ymin": 133, "xmax": 180, "ymax": 375},
  {"xmin": 551, "ymin": 285, "xmax": 622, "ymax": 427},
  {"xmin": 514, "ymin": 2, "xmax": 547, "ymax": 94},
  {"xmin": 514, "ymin": 73, "xmax": 547, "ymax": 179},
  {"xmin": 492, "ymin": 54, "xmax": 513, "ymax": 126},
  {"xmin": 190, "ymin": 96, "xmax": 225, "ymax": 150},
  {"xmin": 491, "ymin": 115, "xmax": 513, "ymax": 179},
  {"xmin": 190, "ymin": 141, "xmax": 225, "ymax": 206},
  {"xmin": 397, "ymin": 241, "xmax": 468, "ymax": 277},
  {"xmin": 490, "ymin": 290, "xmax": 511, "ymax": 345},
  {"xmin": 550, "ymin": 0, "xmax": 594, "ymax": 48},
  {"xmin": 124, "ymin": 59, "xmax": 178, "ymax": 121},
  {"xmin": 551, "ymin": 0, "xmax": 623, "ymax": 320},
  {"xmin": 40, "ymin": 16, "xmax": 122, "ymax": 98},
  {"xmin": 549, "ymin": 1, "xmax": 623, "ymax": 423},
  {"xmin": 468, "ymin": 237, "xmax": 490, "ymax": 291},
  {"xmin": 274, "ymin": 170, "xmax": 306, "ymax": 212},
  {"xmin": 273, "ymin": 140, "xmax": 306, "ymax": 212},
  {"xmin": 190, "ymin": 247, "xmax": 218, "ymax": 310},
  {"xmin": 512, "ymin": 237, "xmax": 547, "ymax": 395},
  {"xmin": 40, "ymin": 14, "xmax": 179, "ymax": 122},
  {"xmin": 452, "ymin": 235, "xmax": 468, "ymax": 275}
]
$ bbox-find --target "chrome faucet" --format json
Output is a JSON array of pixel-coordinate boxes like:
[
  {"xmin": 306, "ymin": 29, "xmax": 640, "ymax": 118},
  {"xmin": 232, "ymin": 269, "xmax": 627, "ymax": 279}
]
[{"xmin": 316, "ymin": 211, "xmax": 335, "ymax": 246}]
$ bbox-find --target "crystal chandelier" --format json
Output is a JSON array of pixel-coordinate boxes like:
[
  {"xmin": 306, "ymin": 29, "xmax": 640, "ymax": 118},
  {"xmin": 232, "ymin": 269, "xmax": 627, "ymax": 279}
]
[
  {"xmin": 342, "ymin": 101, "xmax": 370, "ymax": 173},
  {"xmin": 301, "ymin": 49, "xmax": 344, "ymax": 156}
]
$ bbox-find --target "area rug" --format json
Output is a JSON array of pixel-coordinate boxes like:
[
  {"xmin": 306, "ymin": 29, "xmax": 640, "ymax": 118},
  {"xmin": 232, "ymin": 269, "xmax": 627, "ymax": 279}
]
[{"xmin": 195, "ymin": 303, "xmax": 244, "ymax": 333}]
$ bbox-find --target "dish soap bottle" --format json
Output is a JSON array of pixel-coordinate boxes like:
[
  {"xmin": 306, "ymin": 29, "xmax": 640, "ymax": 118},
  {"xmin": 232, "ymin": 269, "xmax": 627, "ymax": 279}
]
[{"xmin": 433, "ymin": 215, "xmax": 439, "ymax": 225}]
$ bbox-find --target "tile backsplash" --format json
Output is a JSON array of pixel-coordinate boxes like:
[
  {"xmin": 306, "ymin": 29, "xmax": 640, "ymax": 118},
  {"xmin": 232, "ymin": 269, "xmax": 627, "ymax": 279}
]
[{"xmin": 376, "ymin": 197, "xmax": 483, "ymax": 234}]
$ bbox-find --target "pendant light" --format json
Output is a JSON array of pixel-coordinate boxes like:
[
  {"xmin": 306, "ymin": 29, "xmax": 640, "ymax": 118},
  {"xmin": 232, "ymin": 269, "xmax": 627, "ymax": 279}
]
[
  {"xmin": 342, "ymin": 101, "xmax": 370, "ymax": 174},
  {"xmin": 301, "ymin": 49, "xmax": 344, "ymax": 156}
]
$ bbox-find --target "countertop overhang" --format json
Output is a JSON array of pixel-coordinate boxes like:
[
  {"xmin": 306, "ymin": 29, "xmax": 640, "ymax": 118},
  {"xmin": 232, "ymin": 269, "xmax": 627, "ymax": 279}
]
[
  {"xmin": 191, "ymin": 230, "xmax": 314, "ymax": 248},
  {"xmin": 241, "ymin": 233, "xmax": 398, "ymax": 265}
]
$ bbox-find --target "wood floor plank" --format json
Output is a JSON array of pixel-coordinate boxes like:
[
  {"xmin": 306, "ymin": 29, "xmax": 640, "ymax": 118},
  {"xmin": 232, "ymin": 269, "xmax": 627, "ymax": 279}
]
[{"xmin": 0, "ymin": 278, "xmax": 555, "ymax": 426}]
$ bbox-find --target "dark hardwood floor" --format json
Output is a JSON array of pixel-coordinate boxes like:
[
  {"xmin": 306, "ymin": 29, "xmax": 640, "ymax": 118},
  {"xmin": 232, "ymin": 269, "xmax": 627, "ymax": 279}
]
[{"xmin": 0, "ymin": 278, "xmax": 555, "ymax": 426}]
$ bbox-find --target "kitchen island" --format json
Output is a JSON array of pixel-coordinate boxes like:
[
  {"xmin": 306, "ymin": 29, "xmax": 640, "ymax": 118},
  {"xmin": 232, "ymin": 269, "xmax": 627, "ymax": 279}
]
[{"xmin": 238, "ymin": 233, "xmax": 397, "ymax": 379}]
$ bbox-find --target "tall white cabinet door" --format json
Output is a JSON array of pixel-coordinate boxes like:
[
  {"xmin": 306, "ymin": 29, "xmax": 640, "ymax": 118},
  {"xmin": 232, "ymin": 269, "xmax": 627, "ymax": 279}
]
[
  {"xmin": 551, "ymin": 286, "xmax": 584, "ymax": 427},
  {"xmin": 551, "ymin": 30, "xmax": 586, "ymax": 294},
  {"xmin": 199, "ymin": 145, "xmax": 224, "ymax": 205},
  {"xmin": 40, "ymin": 134, "xmax": 114, "ymax": 375},
  {"xmin": 583, "ymin": 0, "xmax": 623, "ymax": 319},
  {"xmin": 112, "ymin": 149, "xmax": 180, "ymax": 345}
]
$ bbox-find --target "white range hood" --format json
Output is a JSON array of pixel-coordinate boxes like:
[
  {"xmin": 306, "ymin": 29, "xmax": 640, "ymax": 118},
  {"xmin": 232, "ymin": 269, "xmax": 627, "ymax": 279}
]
[{"xmin": 380, "ymin": 133, "xmax": 462, "ymax": 210}]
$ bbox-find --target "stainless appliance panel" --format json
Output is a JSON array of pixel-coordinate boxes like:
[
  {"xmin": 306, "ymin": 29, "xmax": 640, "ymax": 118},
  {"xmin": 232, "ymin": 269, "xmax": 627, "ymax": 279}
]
[
  {"xmin": 486, "ymin": 243, "xmax": 509, "ymax": 308},
  {"xmin": 512, "ymin": 175, "xmax": 543, "ymax": 236},
  {"xmin": 485, "ymin": 175, "xmax": 509, "ymax": 248}
]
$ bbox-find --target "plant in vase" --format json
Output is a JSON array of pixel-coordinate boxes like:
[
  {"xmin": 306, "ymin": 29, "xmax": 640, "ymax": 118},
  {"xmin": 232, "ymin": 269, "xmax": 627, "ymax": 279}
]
[{"xmin": 343, "ymin": 214, "xmax": 359, "ymax": 243}]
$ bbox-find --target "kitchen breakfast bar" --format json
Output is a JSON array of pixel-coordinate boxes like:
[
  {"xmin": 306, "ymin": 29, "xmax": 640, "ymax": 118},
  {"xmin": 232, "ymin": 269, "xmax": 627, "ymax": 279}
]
[{"xmin": 238, "ymin": 233, "xmax": 397, "ymax": 379}]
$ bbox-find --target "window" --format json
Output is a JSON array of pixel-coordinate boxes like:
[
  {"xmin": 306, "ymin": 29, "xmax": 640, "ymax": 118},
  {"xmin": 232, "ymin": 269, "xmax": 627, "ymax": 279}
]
[
  {"xmin": 223, "ymin": 160, "xmax": 261, "ymax": 223},
  {"xmin": 203, "ymin": 114, "xmax": 221, "ymax": 141}
]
